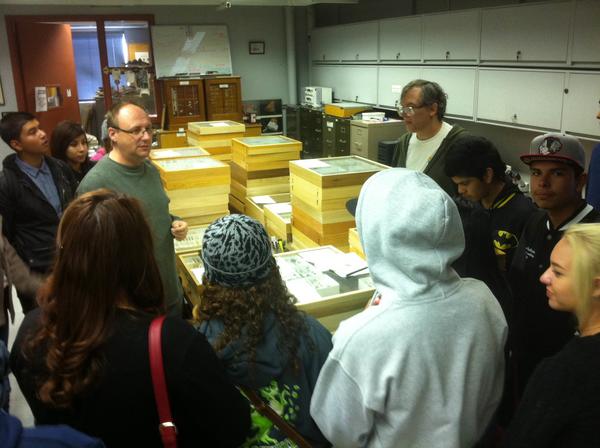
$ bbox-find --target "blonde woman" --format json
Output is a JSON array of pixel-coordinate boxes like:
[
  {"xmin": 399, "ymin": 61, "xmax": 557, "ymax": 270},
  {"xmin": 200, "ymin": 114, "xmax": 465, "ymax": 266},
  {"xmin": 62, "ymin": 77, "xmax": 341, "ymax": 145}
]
[{"xmin": 504, "ymin": 223, "xmax": 600, "ymax": 447}]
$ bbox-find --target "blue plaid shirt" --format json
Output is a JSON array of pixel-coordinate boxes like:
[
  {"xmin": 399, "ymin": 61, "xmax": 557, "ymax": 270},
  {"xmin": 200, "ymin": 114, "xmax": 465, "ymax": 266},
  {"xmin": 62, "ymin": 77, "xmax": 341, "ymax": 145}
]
[{"xmin": 15, "ymin": 156, "xmax": 62, "ymax": 216}]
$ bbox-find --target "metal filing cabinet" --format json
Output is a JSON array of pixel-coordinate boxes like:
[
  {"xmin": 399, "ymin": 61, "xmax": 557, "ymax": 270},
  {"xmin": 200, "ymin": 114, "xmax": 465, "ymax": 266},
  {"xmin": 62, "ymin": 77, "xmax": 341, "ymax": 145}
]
[
  {"xmin": 299, "ymin": 105, "xmax": 324, "ymax": 159},
  {"xmin": 284, "ymin": 105, "xmax": 300, "ymax": 141},
  {"xmin": 350, "ymin": 119, "xmax": 405, "ymax": 161},
  {"xmin": 323, "ymin": 115, "xmax": 351, "ymax": 157}
]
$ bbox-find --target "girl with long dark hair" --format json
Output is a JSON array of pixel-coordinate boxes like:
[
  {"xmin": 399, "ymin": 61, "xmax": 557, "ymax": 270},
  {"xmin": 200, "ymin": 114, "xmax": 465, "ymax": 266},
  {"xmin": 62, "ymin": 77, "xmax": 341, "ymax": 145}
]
[{"xmin": 10, "ymin": 189, "xmax": 250, "ymax": 447}]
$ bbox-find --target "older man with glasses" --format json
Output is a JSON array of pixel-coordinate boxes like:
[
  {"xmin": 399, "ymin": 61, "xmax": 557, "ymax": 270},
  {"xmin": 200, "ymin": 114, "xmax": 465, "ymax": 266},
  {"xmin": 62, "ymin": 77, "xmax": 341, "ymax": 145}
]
[
  {"xmin": 392, "ymin": 79, "xmax": 467, "ymax": 196},
  {"xmin": 77, "ymin": 101, "xmax": 188, "ymax": 316}
]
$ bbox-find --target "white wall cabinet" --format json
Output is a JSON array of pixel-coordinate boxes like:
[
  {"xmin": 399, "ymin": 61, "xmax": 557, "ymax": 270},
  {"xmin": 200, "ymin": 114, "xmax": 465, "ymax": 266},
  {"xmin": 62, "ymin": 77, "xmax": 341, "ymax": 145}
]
[
  {"xmin": 422, "ymin": 10, "xmax": 480, "ymax": 61},
  {"xmin": 377, "ymin": 66, "xmax": 422, "ymax": 108},
  {"xmin": 477, "ymin": 69, "xmax": 565, "ymax": 130},
  {"xmin": 571, "ymin": 0, "xmax": 600, "ymax": 64},
  {"xmin": 481, "ymin": 3, "xmax": 570, "ymax": 63},
  {"xmin": 379, "ymin": 16, "xmax": 422, "ymax": 62},
  {"xmin": 338, "ymin": 22, "xmax": 379, "ymax": 62},
  {"xmin": 312, "ymin": 65, "xmax": 378, "ymax": 104},
  {"xmin": 563, "ymin": 72, "xmax": 600, "ymax": 136},
  {"xmin": 421, "ymin": 67, "xmax": 476, "ymax": 118},
  {"xmin": 311, "ymin": 27, "xmax": 341, "ymax": 62}
]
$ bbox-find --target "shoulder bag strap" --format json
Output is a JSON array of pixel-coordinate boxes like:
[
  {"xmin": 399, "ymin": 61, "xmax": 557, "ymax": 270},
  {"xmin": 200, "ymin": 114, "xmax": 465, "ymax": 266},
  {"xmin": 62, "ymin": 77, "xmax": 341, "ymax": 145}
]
[
  {"xmin": 240, "ymin": 386, "xmax": 312, "ymax": 448},
  {"xmin": 149, "ymin": 315, "xmax": 178, "ymax": 448}
]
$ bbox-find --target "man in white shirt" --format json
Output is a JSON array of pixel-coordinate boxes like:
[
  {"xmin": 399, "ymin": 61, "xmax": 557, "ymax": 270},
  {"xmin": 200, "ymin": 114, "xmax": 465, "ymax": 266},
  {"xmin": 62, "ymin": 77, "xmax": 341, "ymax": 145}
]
[{"xmin": 392, "ymin": 79, "xmax": 467, "ymax": 195}]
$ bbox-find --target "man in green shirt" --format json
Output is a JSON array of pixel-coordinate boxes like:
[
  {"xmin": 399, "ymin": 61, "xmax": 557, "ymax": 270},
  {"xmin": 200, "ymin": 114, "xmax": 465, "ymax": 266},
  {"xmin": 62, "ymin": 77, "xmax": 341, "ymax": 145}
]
[{"xmin": 78, "ymin": 102, "xmax": 187, "ymax": 315}]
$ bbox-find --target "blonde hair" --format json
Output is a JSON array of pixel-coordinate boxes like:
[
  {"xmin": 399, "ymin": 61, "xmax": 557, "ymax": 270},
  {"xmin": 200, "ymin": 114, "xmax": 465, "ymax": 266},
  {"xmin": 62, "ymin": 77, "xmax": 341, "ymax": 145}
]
[{"xmin": 563, "ymin": 223, "xmax": 600, "ymax": 324}]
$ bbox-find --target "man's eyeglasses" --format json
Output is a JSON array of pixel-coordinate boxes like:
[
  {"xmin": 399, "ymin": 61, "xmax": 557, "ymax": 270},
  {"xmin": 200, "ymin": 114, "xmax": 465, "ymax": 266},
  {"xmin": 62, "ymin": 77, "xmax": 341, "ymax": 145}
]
[
  {"xmin": 112, "ymin": 126, "xmax": 155, "ymax": 138},
  {"xmin": 397, "ymin": 105, "xmax": 427, "ymax": 117}
]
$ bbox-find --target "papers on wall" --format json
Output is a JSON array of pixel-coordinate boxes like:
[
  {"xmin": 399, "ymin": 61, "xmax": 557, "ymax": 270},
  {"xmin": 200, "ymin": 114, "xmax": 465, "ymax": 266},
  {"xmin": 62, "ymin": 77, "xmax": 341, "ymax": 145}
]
[{"xmin": 35, "ymin": 87, "xmax": 47, "ymax": 112}]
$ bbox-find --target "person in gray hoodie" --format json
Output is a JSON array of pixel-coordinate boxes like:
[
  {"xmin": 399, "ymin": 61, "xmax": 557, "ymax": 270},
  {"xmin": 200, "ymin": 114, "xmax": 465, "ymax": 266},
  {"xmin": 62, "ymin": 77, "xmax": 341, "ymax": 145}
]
[{"xmin": 310, "ymin": 168, "xmax": 508, "ymax": 447}]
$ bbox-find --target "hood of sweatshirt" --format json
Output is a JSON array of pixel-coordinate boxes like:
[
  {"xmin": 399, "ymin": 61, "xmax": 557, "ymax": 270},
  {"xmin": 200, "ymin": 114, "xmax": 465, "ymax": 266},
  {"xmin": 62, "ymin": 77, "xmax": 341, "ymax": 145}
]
[{"xmin": 356, "ymin": 168, "xmax": 464, "ymax": 303}]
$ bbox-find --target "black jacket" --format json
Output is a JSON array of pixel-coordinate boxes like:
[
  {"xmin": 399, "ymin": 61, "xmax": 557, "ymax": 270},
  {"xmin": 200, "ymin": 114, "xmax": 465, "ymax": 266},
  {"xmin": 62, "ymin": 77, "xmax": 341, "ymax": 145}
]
[
  {"xmin": 508, "ymin": 203, "xmax": 600, "ymax": 394},
  {"xmin": 0, "ymin": 154, "xmax": 76, "ymax": 272}
]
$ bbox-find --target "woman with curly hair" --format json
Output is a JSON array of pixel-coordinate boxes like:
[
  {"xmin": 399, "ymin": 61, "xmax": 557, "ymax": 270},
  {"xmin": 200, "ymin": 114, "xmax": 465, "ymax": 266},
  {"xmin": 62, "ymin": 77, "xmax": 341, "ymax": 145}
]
[
  {"xmin": 503, "ymin": 223, "xmax": 600, "ymax": 447},
  {"xmin": 50, "ymin": 120, "xmax": 95, "ymax": 183},
  {"xmin": 194, "ymin": 214, "xmax": 333, "ymax": 447},
  {"xmin": 10, "ymin": 189, "xmax": 250, "ymax": 447}
]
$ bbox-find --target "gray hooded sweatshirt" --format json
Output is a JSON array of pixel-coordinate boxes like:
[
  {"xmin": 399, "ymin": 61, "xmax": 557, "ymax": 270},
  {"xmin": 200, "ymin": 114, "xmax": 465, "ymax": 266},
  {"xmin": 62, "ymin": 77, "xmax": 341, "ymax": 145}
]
[{"xmin": 310, "ymin": 168, "xmax": 507, "ymax": 447}]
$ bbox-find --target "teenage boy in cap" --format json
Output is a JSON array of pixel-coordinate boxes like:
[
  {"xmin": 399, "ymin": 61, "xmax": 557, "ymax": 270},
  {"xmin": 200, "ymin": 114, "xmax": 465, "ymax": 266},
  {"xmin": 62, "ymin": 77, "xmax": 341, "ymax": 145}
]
[
  {"xmin": 509, "ymin": 132, "xmax": 600, "ymax": 396},
  {"xmin": 444, "ymin": 136, "xmax": 535, "ymax": 271},
  {"xmin": 0, "ymin": 112, "xmax": 76, "ymax": 312}
]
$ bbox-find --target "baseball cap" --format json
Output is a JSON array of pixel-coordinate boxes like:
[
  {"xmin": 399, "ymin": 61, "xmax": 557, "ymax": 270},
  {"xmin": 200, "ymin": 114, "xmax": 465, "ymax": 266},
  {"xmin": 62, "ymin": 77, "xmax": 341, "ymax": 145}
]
[{"xmin": 520, "ymin": 132, "xmax": 586, "ymax": 171}]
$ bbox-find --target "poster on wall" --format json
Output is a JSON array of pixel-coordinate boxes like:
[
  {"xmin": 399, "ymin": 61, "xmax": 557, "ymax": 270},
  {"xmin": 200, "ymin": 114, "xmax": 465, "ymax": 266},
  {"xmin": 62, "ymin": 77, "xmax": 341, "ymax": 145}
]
[{"xmin": 35, "ymin": 87, "xmax": 47, "ymax": 112}]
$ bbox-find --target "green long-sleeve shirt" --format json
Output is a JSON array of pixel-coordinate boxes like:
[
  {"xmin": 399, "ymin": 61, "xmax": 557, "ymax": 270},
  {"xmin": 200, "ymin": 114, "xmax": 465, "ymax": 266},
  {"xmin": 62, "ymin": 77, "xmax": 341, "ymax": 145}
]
[{"xmin": 77, "ymin": 157, "xmax": 183, "ymax": 314}]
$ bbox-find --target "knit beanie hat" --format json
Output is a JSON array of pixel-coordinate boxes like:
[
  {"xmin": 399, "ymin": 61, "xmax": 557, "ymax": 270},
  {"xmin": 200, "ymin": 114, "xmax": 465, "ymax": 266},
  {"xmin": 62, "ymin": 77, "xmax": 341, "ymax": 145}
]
[{"xmin": 201, "ymin": 214, "xmax": 275, "ymax": 288}]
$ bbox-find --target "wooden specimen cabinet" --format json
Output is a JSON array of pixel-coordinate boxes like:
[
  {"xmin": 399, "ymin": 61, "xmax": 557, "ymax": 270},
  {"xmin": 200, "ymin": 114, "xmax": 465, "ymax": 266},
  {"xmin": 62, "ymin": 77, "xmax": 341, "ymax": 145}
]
[
  {"xmin": 204, "ymin": 76, "xmax": 243, "ymax": 122},
  {"xmin": 162, "ymin": 79, "xmax": 207, "ymax": 129}
]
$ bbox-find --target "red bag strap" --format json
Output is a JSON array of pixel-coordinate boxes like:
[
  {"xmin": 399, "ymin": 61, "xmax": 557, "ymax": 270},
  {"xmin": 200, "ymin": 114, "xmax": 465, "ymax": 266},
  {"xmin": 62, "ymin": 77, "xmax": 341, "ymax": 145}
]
[{"xmin": 149, "ymin": 315, "xmax": 178, "ymax": 448}]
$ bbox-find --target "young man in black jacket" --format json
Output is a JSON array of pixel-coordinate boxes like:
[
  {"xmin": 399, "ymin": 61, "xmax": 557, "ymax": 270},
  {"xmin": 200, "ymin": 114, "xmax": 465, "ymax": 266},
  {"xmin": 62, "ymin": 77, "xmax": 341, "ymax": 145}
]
[
  {"xmin": 445, "ymin": 135, "xmax": 536, "ymax": 272},
  {"xmin": 0, "ymin": 112, "xmax": 76, "ymax": 312},
  {"xmin": 509, "ymin": 132, "xmax": 600, "ymax": 396}
]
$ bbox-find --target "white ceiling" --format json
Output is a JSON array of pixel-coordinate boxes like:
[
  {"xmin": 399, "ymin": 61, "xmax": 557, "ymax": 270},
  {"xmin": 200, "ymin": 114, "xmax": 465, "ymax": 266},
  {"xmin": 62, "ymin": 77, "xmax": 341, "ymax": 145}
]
[{"xmin": 0, "ymin": 0, "xmax": 358, "ymax": 5}]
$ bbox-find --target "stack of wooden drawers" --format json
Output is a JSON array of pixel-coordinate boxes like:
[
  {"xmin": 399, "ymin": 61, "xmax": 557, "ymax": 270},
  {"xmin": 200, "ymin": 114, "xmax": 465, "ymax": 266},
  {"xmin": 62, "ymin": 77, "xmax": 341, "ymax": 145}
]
[
  {"xmin": 229, "ymin": 136, "xmax": 302, "ymax": 213},
  {"xmin": 186, "ymin": 120, "xmax": 245, "ymax": 162},
  {"xmin": 348, "ymin": 228, "xmax": 365, "ymax": 259},
  {"xmin": 264, "ymin": 202, "xmax": 292, "ymax": 244},
  {"xmin": 289, "ymin": 156, "xmax": 388, "ymax": 252},
  {"xmin": 245, "ymin": 193, "xmax": 290, "ymax": 225},
  {"xmin": 153, "ymin": 157, "xmax": 231, "ymax": 226}
]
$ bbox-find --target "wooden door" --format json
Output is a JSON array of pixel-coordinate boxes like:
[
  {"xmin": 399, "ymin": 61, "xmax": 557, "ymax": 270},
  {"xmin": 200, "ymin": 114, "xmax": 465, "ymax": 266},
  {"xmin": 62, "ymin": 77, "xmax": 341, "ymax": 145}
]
[{"xmin": 15, "ymin": 22, "xmax": 81, "ymax": 135}]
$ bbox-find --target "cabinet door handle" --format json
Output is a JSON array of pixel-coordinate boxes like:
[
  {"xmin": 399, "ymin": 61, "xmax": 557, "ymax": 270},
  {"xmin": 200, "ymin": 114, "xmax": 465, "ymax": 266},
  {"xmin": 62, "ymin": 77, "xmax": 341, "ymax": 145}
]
[
  {"xmin": 512, "ymin": 113, "xmax": 518, "ymax": 123},
  {"xmin": 356, "ymin": 53, "xmax": 360, "ymax": 60},
  {"xmin": 445, "ymin": 50, "xmax": 450, "ymax": 60},
  {"xmin": 396, "ymin": 52, "xmax": 400, "ymax": 60},
  {"xmin": 355, "ymin": 96, "xmax": 359, "ymax": 102},
  {"xmin": 516, "ymin": 50, "xmax": 522, "ymax": 61},
  {"xmin": 322, "ymin": 54, "xmax": 325, "ymax": 60}
]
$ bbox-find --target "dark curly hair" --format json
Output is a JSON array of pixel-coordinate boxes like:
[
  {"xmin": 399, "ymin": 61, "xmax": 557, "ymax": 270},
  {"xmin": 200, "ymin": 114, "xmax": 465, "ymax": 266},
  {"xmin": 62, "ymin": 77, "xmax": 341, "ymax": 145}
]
[{"xmin": 193, "ymin": 267, "xmax": 310, "ymax": 373}]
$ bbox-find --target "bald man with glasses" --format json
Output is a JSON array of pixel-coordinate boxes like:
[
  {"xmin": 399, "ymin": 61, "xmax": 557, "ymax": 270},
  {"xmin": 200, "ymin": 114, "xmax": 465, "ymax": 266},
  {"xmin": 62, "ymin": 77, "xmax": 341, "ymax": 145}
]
[
  {"xmin": 78, "ymin": 101, "xmax": 188, "ymax": 315},
  {"xmin": 392, "ymin": 79, "xmax": 468, "ymax": 196}
]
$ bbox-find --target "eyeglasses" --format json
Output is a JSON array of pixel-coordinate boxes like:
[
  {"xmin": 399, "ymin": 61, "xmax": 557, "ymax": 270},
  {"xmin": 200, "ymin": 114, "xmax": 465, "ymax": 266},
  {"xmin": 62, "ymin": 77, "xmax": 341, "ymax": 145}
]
[
  {"xmin": 112, "ymin": 126, "xmax": 155, "ymax": 138},
  {"xmin": 397, "ymin": 105, "xmax": 427, "ymax": 117}
]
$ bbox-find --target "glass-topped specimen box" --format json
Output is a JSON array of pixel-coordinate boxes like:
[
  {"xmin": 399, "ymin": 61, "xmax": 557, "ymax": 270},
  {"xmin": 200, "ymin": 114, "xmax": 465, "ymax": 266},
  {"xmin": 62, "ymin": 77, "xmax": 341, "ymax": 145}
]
[
  {"xmin": 187, "ymin": 120, "xmax": 245, "ymax": 135},
  {"xmin": 177, "ymin": 245, "xmax": 374, "ymax": 332},
  {"xmin": 264, "ymin": 202, "xmax": 292, "ymax": 243},
  {"xmin": 150, "ymin": 146, "xmax": 209, "ymax": 161},
  {"xmin": 176, "ymin": 251, "xmax": 204, "ymax": 307},
  {"xmin": 174, "ymin": 225, "xmax": 208, "ymax": 254},
  {"xmin": 245, "ymin": 193, "xmax": 290, "ymax": 225},
  {"xmin": 153, "ymin": 156, "xmax": 230, "ymax": 191},
  {"xmin": 187, "ymin": 120, "xmax": 246, "ymax": 160},
  {"xmin": 231, "ymin": 135, "xmax": 302, "ymax": 172}
]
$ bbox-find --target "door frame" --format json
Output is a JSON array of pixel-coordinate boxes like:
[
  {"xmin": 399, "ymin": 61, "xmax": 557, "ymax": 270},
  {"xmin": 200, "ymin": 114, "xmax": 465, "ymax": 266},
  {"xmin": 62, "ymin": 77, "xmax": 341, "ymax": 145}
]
[{"xmin": 5, "ymin": 14, "xmax": 160, "ymax": 122}]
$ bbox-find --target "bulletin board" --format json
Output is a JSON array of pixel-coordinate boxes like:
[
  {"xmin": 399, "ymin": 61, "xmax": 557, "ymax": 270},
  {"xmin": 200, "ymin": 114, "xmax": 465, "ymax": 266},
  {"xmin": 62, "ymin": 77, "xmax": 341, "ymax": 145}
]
[{"xmin": 151, "ymin": 25, "xmax": 233, "ymax": 78}]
